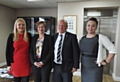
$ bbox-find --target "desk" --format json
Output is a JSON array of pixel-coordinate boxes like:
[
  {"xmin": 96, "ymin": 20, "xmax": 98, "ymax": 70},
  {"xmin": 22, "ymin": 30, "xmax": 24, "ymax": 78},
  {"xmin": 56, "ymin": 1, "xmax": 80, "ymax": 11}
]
[{"xmin": 0, "ymin": 68, "xmax": 14, "ymax": 82}]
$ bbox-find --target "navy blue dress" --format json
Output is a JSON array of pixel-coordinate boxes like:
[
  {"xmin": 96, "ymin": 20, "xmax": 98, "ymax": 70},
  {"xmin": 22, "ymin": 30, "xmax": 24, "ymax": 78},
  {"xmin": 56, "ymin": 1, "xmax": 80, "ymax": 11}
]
[{"xmin": 79, "ymin": 35, "xmax": 103, "ymax": 82}]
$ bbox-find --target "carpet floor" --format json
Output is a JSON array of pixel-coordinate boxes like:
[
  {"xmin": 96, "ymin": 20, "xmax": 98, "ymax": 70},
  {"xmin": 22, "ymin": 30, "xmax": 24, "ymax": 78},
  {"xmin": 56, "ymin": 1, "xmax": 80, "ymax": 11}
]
[{"xmin": 0, "ymin": 74, "xmax": 118, "ymax": 82}]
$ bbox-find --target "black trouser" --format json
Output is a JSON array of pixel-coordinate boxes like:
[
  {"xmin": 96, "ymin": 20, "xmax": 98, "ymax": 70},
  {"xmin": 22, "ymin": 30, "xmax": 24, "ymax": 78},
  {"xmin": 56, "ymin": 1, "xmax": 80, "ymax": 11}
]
[
  {"xmin": 14, "ymin": 76, "xmax": 30, "ymax": 82},
  {"xmin": 32, "ymin": 64, "xmax": 51, "ymax": 82},
  {"xmin": 53, "ymin": 64, "xmax": 73, "ymax": 82}
]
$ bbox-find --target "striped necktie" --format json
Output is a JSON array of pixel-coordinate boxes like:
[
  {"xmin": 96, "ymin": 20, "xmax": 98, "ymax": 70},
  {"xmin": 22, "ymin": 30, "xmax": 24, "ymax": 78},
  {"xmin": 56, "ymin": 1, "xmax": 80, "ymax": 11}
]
[{"xmin": 57, "ymin": 35, "xmax": 63, "ymax": 63}]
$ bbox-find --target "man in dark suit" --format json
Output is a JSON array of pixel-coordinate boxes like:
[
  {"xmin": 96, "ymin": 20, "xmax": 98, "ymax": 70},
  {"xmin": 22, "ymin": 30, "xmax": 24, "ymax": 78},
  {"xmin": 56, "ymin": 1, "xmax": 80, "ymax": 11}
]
[{"xmin": 53, "ymin": 19, "xmax": 80, "ymax": 82}]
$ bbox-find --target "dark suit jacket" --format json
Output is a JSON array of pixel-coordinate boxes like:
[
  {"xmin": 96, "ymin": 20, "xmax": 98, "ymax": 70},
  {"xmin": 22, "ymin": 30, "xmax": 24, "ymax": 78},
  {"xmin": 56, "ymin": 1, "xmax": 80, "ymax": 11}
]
[
  {"xmin": 54, "ymin": 32, "xmax": 80, "ymax": 72},
  {"xmin": 30, "ymin": 34, "xmax": 54, "ymax": 67},
  {"xmin": 6, "ymin": 33, "xmax": 31, "ymax": 66}
]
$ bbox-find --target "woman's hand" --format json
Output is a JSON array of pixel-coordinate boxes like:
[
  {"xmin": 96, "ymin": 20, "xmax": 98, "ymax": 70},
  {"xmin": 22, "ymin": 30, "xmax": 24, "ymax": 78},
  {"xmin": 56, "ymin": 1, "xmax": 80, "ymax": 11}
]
[
  {"xmin": 7, "ymin": 66, "xmax": 12, "ymax": 71},
  {"xmin": 34, "ymin": 61, "xmax": 44, "ymax": 68},
  {"xmin": 101, "ymin": 60, "xmax": 107, "ymax": 66},
  {"xmin": 7, "ymin": 66, "xmax": 12, "ymax": 74},
  {"xmin": 38, "ymin": 61, "xmax": 44, "ymax": 67},
  {"xmin": 34, "ymin": 62, "xmax": 40, "ymax": 68},
  {"xmin": 101, "ymin": 54, "xmax": 115, "ymax": 66}
]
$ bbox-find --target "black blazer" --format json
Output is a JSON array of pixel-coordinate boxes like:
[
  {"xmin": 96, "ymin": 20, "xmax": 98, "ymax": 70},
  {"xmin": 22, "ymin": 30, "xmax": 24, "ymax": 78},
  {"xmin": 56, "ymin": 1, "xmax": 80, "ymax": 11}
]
[
  {"xmin": 6, "ymin": 33, "xmax": 31, "ymax": 66},
  {"xmin": 54, "ymin": 32, "xmax": 80, "ymax": 72},
  {"xmin": 30, "ymin": 34, "xmax": 54, "ymax": 66}
]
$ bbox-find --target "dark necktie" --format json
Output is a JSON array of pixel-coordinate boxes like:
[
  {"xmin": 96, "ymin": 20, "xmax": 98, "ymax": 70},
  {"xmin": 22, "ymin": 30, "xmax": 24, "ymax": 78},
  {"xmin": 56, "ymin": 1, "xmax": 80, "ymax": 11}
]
[{"xmin": 57, "ymin": 35, "xmax": 63, "ymax": 63}]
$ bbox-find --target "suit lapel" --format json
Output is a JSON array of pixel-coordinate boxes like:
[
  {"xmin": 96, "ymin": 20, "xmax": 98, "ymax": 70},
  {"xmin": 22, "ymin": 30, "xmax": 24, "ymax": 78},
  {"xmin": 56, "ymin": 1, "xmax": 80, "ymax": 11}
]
[
  {"xmin": 62, "ymin": 32, "xmax": 69, "ymax": 49},
  {"xmin": 54, "ymin": 33, "xmax": 59, "ymax": 44},
  {"xmin": 40, "ymin": 34, "xmax": 47, "ymax": 57},
  {"xmin": 33, "ymin": 35, "xmax": 39, "ymax": 58},
  {"xmin": 34, "ymin": 35, "xmax": 39, "ymax": 48},
  {"xmin": 54, "ymin": 32, "xmax": 69, "ymax": 51}
]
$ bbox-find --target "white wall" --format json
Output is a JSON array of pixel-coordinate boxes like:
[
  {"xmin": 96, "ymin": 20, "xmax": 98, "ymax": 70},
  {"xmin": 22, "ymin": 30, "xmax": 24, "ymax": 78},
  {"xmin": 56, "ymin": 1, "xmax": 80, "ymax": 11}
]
[
  {"xmin": 113, "ymin": 7, "xmax": 120, "ymax": 81},
  {"xmin": 0, "ymin": 5, "xmax": 16, "ymax": 64},
  {"xmin": 58, "ymin": 0, "xmax": 120, "ymax": 81},
  {"xmin": 58, "ymin": 1, "xmax": 120, "ymax": 39},
  {"xmin": 16, "ymin": 8, "xmax": 57, "ymax": 18}
]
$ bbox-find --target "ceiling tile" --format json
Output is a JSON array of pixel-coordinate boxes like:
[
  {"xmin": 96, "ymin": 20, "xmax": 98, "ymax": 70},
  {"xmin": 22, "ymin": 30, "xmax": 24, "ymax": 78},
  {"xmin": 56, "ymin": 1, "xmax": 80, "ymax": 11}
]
[
  {"xmin": 48, "ymin": 2, "xmax": 58, "ymax": 7},
  {"xmin": 0, "ymin": 2, "xmax": 26, "ymax": 8},
  {"xmin": 11, "ymin": 0, "xmax": 28, "ymax": 1},
  {"xmin": 11, "ymin": 0, "xmax": 42, "ymax": 8},
  {"xmin": 0, "ymin": 0, "xmax": 10, "ymax": 2},
  {"xmin": 0, "ymin": 0, "xmax": 115, "ymax": 9},
  {"xmin": 65, "ymin": 0, "xmax": 80, "ymax": 1},
  {"xmin": 32, "ymin": 1, "xmax": 57, "ymax": 7},
  {"xmin": 46, "ymin": 0, "xmax": 65, "ymax": 2},
  {"xmin": 31, "ymin": 0, "xmax": 56, "ymax": 8}
]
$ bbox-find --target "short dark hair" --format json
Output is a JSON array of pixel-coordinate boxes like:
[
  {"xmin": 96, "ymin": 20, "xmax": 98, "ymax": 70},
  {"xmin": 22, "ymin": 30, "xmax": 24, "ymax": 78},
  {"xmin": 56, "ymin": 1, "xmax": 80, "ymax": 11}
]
[{"xmin": 88, "ymin": 17, "xmax": 98, "ymax": 26}]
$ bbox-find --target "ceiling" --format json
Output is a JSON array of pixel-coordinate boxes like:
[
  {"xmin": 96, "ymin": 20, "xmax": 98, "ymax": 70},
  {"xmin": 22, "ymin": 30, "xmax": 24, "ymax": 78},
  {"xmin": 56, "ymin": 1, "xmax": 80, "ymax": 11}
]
[
  {"xmin": 0, "ymin": 0, "xmax": 102, "ymax": 9},
  {"xmin": 0, "ymin": 0, "xmax": 115, "ymax": 9}
]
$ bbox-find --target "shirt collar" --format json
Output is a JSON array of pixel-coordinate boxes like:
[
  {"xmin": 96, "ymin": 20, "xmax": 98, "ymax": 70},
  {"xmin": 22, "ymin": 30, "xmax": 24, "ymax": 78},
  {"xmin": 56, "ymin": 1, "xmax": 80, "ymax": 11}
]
[{"xmin": 58, "ymin": 32, "xmax": 66, "ymax": 36}]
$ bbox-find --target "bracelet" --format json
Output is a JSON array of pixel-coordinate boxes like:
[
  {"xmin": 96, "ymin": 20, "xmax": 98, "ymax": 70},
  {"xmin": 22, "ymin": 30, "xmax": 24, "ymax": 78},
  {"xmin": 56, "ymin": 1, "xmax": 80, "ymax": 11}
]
[{"xmin": 103, "ymin": 60, "xmax": 108, "ymax": 64}]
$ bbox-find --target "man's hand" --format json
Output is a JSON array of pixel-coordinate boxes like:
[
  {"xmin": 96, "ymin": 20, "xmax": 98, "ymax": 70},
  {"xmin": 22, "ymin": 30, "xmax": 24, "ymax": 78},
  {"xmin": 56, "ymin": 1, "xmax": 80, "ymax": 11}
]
[{"xmin": 71, "ymin": 67, "xmax": 77, "ymax": 73}]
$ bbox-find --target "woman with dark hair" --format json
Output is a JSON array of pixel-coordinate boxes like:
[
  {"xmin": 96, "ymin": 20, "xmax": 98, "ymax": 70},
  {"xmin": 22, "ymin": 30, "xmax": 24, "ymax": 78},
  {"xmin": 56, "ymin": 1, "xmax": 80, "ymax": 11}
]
[
  {"xmin": 79, "ymin": 17, "xmax": 117, "ymax": 82},
  {"xmin": 30, "ymin": 21, "xmax": 54, "ymax": 82}
]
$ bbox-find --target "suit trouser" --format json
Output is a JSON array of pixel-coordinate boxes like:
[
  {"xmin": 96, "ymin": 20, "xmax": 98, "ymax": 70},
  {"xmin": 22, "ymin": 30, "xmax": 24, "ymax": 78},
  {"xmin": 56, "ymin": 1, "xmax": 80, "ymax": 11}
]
[
  {"xmin": 53, "ymin": 64, "xmax": 73, "ymax": 82},
  {"xmin": 32, "ymin": 65, "xmax": 51, "ymax": 82}
]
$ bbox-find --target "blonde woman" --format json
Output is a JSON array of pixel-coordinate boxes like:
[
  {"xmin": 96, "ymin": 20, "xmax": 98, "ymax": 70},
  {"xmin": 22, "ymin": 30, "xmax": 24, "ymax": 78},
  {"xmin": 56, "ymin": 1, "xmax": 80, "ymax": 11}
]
[{"xmin": 6, "ymin": 18, "xmax": 31, "ymax": 82}]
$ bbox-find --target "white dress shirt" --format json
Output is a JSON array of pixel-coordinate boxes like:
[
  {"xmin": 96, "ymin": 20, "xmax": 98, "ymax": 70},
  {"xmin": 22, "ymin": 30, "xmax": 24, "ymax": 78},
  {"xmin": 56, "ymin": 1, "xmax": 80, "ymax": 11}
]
[{"xmin": 54, "ymin": 32, "xmax": 66, "ymax": 64}]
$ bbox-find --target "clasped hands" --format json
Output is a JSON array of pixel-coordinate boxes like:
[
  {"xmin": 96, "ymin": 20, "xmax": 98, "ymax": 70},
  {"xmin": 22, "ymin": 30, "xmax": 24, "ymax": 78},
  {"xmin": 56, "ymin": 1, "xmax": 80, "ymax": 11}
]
[{"xmin": 34, "ymin": 61, "xmax": 44, "ymax": 68}]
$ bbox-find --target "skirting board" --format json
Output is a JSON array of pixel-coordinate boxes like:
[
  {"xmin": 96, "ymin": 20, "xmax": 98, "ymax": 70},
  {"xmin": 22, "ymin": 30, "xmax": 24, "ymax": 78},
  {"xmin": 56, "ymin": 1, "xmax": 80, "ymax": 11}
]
[
  {"xmin": 73, "ymin": 71, "xmax": 81, "ymax": 76},
  {"xmin": 0, "ymin": 62, "xmax": 6, "ymax": 67},
  {"xmin": 112, "ymin": 73, "xmax": 120, "ymax": 81}
]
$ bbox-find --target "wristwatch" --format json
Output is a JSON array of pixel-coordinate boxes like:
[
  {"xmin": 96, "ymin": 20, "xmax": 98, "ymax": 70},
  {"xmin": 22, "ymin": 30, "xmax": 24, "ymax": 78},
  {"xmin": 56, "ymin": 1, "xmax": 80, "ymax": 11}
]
[{"xmin": 103, "ymin": 60, "xmax": 108, "ymax": 64}]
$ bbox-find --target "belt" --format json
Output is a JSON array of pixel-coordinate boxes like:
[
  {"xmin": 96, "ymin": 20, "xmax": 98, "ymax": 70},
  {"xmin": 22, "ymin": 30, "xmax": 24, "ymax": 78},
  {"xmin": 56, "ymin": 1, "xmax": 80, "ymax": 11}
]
[
  {"xmin": 54, "ymin": 62, "xmax": 62, "ymax": 66},
  {"xmin": 82, "ymin": 54, "xmax": 97, "ymax": 58}
]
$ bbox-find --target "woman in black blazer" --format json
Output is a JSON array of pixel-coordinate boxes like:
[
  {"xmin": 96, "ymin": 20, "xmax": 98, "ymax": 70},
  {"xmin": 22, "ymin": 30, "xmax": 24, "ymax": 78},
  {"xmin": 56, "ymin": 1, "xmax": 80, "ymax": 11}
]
[
  {"xmin": 30, "ymin": 21, "xmax": 54, "ymax": 82},
  {"xmin": 6, "ymin": 18, "xmax": 31, "ymax": 82}
]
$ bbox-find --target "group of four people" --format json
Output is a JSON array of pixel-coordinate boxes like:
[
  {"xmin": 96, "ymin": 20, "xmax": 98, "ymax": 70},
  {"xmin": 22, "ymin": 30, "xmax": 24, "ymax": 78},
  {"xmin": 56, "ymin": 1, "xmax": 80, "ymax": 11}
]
[{"xmin": 6, "ymin": 17, "xmax": 117, "ymax": 82}]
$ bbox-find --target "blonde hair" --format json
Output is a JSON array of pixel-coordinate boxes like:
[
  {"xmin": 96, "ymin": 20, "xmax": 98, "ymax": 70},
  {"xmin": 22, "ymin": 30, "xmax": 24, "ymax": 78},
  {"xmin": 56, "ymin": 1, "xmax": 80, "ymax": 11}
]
[{"xmin": 13, "ymin": 18, "xmax": 28, "ymax": 42}]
